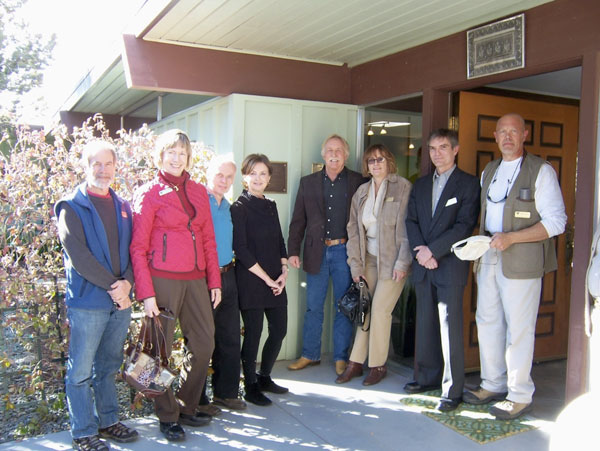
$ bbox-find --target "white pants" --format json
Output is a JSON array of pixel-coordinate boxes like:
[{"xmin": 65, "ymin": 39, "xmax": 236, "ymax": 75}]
[{"xmin": 476, "ymin": 248, "xmax": 541, "ymax": 403}]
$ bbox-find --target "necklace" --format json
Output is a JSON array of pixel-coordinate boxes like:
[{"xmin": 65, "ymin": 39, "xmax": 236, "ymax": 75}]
[{"xmin": 486, "ymin": 157, "xmax": 523, "ymax": 204}]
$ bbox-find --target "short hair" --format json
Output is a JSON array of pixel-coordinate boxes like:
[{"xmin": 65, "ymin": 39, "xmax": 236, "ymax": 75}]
[
  {"xmin": 153, "ymin": 129, "xmax": 193, "ymax": 170},
  {"xmin": 362, "ymin": 143, "xmax": 397, "ymax": 177},
  {"xmin": 81, "ymin": 140, "xmax": 116, "ymax": 167},
  {"xmin": 497, "ymin": 113, "xmax": 526, "ymax": 130},
  {"xmin": 207, "ymin": 153, "xmax": 237, "ymax": 182},
  {"xmin": 428, "ymin": 129, "xmax": 459, "ymax": 148},
  {"xmin": 241, "ymin": 154, "xmax": 272, "ymax": 177},
  {"xmin": 321, "ymin": 134, "xmax": 350, "ymax": 159}
]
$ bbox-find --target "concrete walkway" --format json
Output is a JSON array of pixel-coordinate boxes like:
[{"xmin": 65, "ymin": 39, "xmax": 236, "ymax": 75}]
[{"xmin": 1, "ymin": 358, "xmax": 555, "ymax": 450}]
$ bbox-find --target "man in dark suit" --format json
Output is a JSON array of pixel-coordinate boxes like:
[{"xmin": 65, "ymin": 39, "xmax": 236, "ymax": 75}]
[
  {"xmin": 287, "ymin": 134, "xmax": 367, "ymax": 376},
  {"xmin": 404, "ymin": 129, "xmax": 480, "ymax": 411}
]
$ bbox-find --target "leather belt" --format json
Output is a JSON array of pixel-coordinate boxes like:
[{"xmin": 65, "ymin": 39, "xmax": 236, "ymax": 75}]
[
  {"xmin": 220, "ymin": 261, "xmax": 235, "ymax": 273},
  {"xmin": 324, "ymin": 238, "xmax": 347, "ymax": 246}
]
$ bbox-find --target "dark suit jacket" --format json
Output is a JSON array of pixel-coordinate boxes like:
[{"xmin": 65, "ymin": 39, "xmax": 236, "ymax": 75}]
[
  {"xmin": 288, "ymin": 167, "xmax": 367, "ymax": 275},
  {"xmin": 405, "ymin": 168, "xmax": 480, "ymax": 286}
]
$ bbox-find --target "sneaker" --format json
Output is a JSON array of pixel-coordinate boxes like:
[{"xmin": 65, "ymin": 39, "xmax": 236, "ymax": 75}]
[
  {"xmin": 159, "ymin": 421, "xmax": 185, "ymax": 442},
  {"xmin": 463, "ymin": 386, "xmax": 508, "ymax": 405},
  {"xmin": 213, "ymin": 396, "xmax": 248, "ymax": 410},
  {"xmin": 257, "ymin": 374, "xmax": 289, "ymax": 394},
  {"xmin": 98, "ymin": 422, "xmax": 138, "ymax": 443},
  {"xmin": 197, "ymin": 403, "xmax": 222, "ymax": 416},
  {"xmin": 244, "ymin": 382, "xmax": 272, "ymax": 406},
  {"xmin": 489, "ymin": 400, "xmax": 533, "ymax": 420},
  {"xmin": 72, "ymin": 435, "xmax": 109, "ymax": 450}
]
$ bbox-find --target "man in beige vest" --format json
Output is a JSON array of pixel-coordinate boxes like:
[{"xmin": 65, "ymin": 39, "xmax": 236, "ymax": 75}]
[{"xmin": 463, "ymin": 113, "xmax": 566, "ymax": 420}]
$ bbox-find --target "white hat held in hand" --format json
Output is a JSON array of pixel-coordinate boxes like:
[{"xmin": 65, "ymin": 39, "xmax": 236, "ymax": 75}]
[{"xmin": 451, "ymin": 235, "xmax": 492, "ymax": 261}]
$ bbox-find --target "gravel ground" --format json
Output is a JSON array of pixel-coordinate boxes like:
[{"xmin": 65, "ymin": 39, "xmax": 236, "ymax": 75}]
[{"xmin": 0, "ymin": 378, "xmax": 155, "ymax": 444}]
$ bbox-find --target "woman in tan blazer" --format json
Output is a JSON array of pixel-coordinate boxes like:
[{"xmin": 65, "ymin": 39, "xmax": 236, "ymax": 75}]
[{"xmin": 337, "ymin": 144, "xmax": 412, "ymax": 386}]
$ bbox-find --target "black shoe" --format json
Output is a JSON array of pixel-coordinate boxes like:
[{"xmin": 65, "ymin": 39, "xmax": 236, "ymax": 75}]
[
  {"xmin": 72, "ymin": 435, "xmax": 109, "ymax": 451},
  {"xmin": 437, "ymin": 397, "xmax": 462, "ymax": 412},
  {"xmin": 159, "ymin": 422, "xmax": 185, "ymax": 442},
  {"xmin": 179, "ymin": 412, "xmax": 212, "ymax": 427},
  {"xmin": 244, "ymin": 382, "xmax": 272, "ymax": 406},
  {"xmin": 257, "ymin": 374, "xmax": 289, "ymax": 394},
  {"xmin": 403, "ymin": 381, "xmax": 439, "ymax": 394}
]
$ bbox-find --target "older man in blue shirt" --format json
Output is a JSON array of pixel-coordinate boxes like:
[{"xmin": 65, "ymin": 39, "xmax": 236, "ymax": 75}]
[{"xmin": 198, "ymin": 155, "xmax": 247, "ymax": 414}]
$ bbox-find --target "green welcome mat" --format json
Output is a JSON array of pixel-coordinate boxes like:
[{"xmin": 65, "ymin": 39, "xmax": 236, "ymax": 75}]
[{"xmin": 399, "ymin": 390, "xmax": 538, "ymax": 444}]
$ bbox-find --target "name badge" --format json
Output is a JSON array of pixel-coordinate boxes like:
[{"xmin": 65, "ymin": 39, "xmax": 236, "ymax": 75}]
[
  {"xmin": 159, "ymin": 187, "xmax": 173, "ymax": 196},
  {"xmin": 515, "ymin": 211, "xmax": 531, "ymax": 219},
  {"xmin": 121, "ymin": 210, "xmax": 128, "ymax": 218},
  {"xmin": 445, "ymin": 197, "xmax": 457, "ymax": 207},
  {"xmin": 385, "ymin": 197, "xmax": 394, "ymax": 202}
]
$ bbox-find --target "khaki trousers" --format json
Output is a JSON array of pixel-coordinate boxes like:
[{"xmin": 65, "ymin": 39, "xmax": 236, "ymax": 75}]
[
  {"xmin": 350, "ymin": 253, "xmax": 405, "ymax": 367},
  {"xmin": 152, "ymin": 277, "xmax": 215, "ymax": 422},
  {"xmin": 476, "ymin": 248, "xmax": 541, "ymax": 404}
]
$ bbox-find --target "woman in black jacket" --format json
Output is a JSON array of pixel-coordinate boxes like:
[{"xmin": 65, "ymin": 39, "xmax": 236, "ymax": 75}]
[{"xmin": 230, "ymin": 153, "xmax": 289, "ymax": 406}]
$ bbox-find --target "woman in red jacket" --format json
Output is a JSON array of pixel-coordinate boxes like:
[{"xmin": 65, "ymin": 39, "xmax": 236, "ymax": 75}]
[{"xmin": 130, "ymin": 130, "xmax": 221, "ymax": 443}]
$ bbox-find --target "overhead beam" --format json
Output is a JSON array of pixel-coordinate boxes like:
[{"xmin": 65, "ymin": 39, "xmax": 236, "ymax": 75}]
[{"xmin": 121, "ymin": 35, "xmax": 352, "ymax": 104}]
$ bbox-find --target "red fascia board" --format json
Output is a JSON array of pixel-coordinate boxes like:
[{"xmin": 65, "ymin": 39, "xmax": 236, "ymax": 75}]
[{"xmin": 122, "ymin": 34, "xmax": 351, "ymax": 104}]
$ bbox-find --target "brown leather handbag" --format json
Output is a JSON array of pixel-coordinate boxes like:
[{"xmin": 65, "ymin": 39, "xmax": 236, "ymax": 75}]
[{"xmin": 122, "ymin": 315, "xmax": 177, "ymax": 399}]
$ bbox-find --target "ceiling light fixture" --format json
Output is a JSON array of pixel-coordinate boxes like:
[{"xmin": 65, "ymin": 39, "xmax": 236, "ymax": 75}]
[
  {"xmin": 367, "ymin": 126, "xmax": 374, "ymax": 136},
  {"xmin": 380, "ymin": 124, "xmax": 387, "ymax": 135}
]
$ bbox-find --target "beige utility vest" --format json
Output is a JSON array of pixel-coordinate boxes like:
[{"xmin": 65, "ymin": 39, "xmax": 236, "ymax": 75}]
[{"xmin": 480, "ymin": 152, "xmax": 557, "ymax": 279}]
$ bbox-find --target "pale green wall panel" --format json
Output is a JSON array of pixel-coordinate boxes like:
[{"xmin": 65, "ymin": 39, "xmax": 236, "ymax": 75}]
[{"xmin": 152, "ymin": 93, "xmax": 359, "ymax": 362}]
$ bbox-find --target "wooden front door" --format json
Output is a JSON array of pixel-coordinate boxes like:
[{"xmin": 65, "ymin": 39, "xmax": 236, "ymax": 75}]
[{"xmin": 457, "ymin": 91, "xmax": 578, "ymax": 370}]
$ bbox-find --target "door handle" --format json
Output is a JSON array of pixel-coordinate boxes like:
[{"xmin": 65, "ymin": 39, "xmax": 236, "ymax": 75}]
[{"xmin": 565, "ymin": 223, "xmax": 574, "ymax": 270}]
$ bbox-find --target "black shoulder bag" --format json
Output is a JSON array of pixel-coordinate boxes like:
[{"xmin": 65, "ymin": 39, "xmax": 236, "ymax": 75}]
[{"xmin": 337, "ymin": 277, "xmax": 372, "ymax": 331}]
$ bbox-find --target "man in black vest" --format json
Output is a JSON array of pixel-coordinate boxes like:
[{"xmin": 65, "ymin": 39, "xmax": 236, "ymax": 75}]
[
  {"xmin": 404, "ymin": 129, "xmax": 480, "ymax": 411},
  {"xmin": 287, "ymin": 134, "xmax": 367, "ymax": 376},
  {"xmin": 463, "ymin": 113, "xmax": 567, "ymax": 420}
]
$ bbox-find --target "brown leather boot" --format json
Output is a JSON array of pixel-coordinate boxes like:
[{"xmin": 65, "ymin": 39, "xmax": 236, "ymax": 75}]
[
  {"xmin": 362, "ymin": 366, "xmax": 387, "ymax": 386},
  {"xmin": 335, "ymin": 361, "xmax": 363, "ymax": 384}
]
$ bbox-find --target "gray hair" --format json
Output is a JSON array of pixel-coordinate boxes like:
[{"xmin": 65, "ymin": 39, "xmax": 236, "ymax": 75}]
[
  {"xmin": 81, "ymin": 140, "xmax": 116, "ymax": 167},
  {"xmin": 207, "ymin": 153, "xmax": 237, "ymax": 181}
]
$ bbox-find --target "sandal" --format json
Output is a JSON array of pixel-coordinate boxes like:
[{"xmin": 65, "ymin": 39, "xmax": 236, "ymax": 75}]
[
  {"xmin": 72, "ymin": 435, "xmax": 109, "ymax": 451},
  {"xmin": 98, "ymin": 422, "xmax": 139, "ymax": 443}
]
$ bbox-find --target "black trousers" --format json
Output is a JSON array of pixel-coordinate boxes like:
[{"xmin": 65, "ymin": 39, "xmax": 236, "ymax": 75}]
[
  {"xmin": 241, "ymin": 304, "xmax": 287, "ymax": 385},
  {"xmin": 414, "ymin": 272, "xmax": 465, "ymax": 400},
  {"xmin": 211, "ymin": 269, "xmax": 242, "ymax": 399}
]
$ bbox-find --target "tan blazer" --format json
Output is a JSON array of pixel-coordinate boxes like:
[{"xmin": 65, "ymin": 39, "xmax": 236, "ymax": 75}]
[{"xmin": 346, "ymin": 173, "xmax": 412, "ymax": 280}]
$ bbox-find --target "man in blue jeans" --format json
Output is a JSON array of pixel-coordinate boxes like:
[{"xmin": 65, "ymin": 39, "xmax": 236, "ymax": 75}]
[
  {"xmin": 55, "ymin": 141, "xmax": 138, "ymax": 450},
  {"xmin": 288, "ymin": 134, "xmax": 367, "ymax": 375}
]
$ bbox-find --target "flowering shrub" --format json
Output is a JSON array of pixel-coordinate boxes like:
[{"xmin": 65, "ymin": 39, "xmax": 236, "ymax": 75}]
[{"xmin": 0, "ymin": 114, "xmax": 214, "ymax": 437}]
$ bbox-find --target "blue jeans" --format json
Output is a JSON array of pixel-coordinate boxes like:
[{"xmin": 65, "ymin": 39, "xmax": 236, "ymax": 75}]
[
  {"xmin": 302, "ymin": 244, "xmax": 353, "ymax": 362},
  {"xmin": 65, "ymin": 306, "xmax": 131, "ymax": 439}
]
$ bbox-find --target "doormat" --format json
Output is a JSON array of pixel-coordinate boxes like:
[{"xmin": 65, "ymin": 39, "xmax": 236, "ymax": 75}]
[{"xmin": 399, "ymin": 390, "xmax": 538, "ymax": 444}]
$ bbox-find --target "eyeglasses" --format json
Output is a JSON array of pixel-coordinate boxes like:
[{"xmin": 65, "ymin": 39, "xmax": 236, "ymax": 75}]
[
  {"xmin": 367, "ymin": 157, "xmax": 385, "ymax": 165},
  {"xmin": 486, "ymin": 158, "xmax": 523, "ymax": 204}
]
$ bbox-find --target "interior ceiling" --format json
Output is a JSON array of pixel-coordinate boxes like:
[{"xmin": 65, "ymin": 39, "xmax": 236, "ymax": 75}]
[{"xmin": 142, "ymin": 0, "xmax": 553, "ymax": 67}]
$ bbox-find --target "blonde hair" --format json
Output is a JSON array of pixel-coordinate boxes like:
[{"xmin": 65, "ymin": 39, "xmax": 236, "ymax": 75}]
[{"xmin": 153, "ymin": 129, "xmax": 193, "ymax": 170}]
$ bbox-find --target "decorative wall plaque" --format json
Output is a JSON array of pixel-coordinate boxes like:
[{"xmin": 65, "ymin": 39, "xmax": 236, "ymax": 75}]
[
  {"xmin": 467, "ymin": 14, "xmax": 525, "ymax": 79},
  {"xmin": 265, "ymin": 162, "xmax": 287, "ymax": 193}
]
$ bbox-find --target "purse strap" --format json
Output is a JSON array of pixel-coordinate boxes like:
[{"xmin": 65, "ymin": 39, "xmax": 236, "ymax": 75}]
[
  {"xmin": 358, "ymin": 277, "xmax": 372, "ymax": 332},
  {"xmin": 150, "ymin": 316, "xmax": 170, "ymax": 367}
]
